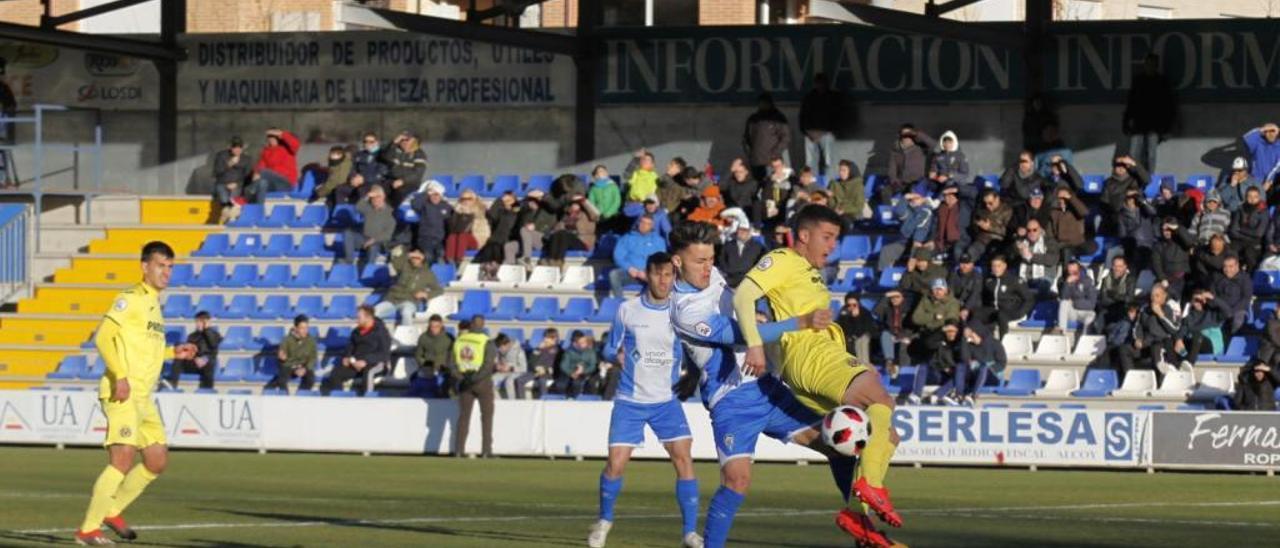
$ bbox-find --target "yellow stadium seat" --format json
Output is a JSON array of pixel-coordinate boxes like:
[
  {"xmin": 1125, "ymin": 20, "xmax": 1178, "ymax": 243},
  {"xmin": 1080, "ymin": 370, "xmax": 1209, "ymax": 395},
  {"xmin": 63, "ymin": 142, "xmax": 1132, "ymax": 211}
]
[{"xmin": 140, "ymin": 198, "xmax": 216, "ymax": 225}]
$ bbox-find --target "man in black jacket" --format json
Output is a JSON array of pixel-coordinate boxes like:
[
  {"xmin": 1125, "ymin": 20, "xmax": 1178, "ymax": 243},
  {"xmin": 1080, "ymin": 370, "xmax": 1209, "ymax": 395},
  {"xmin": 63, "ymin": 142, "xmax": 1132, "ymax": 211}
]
[
  {"xmin": 979, "ymin": 255, "xmax": 1035, "ymax": 338},
  {"xmin": 1096, "ymin": 255, "xmax": 1139, "ymax": 332},
  {"xmin": 1151, "ymin": 218, "xmax": 1194, "ymax": 301},
  {"xmin": 717, "ymin": 224, "xmax": 766, "ymax": 287},
  {"xmin": 837, "ymin": 292, "xmax": 878, "ymax": 364},
  {"xmin": 1211, "ymin": 256, "xmax": 1253, "ymax": 339},
  {"xmin": 1100, "ymin": 156, "xmax": 1150, "ymax": 233},
  {"xmin": 1236, "ymin": 360, "xmax": 1279, "ymax": 411},
  {"xmin": 799, "ymin": 72, "xmax": 842, "ymax": 177},
  {"xmin": 948, "ymin": 254, "xmax": 984, "ymax": 314},
  {"xmin": 166, "ymin": 311, "xmax": 222, "ymax": 390},
  {"xmin": 720, "ymin": 158, "xmax": 761, "ymax": 224},
  {"xmin": 1123, "ymin": 54, "xmax": 1177, "ymax": 173},
  {"xmin": 322, "ymin": 305, "xmax": 391, "ymax": 395}
]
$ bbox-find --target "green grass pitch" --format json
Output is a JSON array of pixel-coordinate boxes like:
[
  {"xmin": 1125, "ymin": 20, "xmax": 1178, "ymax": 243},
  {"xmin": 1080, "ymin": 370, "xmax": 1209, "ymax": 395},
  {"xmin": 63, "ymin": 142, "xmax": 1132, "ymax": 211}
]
[{"xmin": 0, "ymin": 446, "xmax": 1275, "ymax": 547}]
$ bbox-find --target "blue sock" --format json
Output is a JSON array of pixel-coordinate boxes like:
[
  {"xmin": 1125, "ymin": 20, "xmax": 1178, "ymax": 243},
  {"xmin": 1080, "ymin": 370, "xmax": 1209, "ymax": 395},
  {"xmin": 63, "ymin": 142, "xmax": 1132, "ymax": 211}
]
[
  {"xmin": 703, "ymin": 486, "xmax": 745, "ymax": 548},
  {"xmin": 828, "ymin": 455, "xmax": 856, "ymax": 504},
  {"xmin": 599, "ymin": 474, "xmax": 623, "ymax": 522},
  {"xmin": 675, "ymin": 478, "xmax": 700, "ymax": 535}
]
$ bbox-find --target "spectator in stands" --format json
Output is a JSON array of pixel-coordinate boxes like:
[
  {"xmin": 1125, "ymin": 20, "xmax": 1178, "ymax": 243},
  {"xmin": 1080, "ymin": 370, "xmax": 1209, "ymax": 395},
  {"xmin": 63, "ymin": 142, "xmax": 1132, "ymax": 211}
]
[
  {"xmin": 1014, "ymin": 219, "xmax": 1061, "ymax": 294},
  {"xmin": 653, "ymin": 156, "xmax": 688, "ymax": 212},
  {"xmin": 1096, "ymin": 255, "xmax": 1138, "ymax": 330},
  {"xmin": 1010, "ymin": 187, "xmax": 1053, "ymax": 241},
  {"xmin": 353, "ymin": 132, "xmax": 389, "ymax": 186},
  {"xmin": 719, "ymin": 223, "xmax": 766, "ymax": 288},
  {"xmin": 1055, "ymin": 261, "xmax": 1096, "ymax": 335},
  {"xmin": 381, "ymin": 132, "xmax": 427, "ymax": 206},
  {"xmin": 924, "ymin": 321, "xmax": 968, "ymax": 405},
  {"xmin": 1235, "ymin": 361, "xmax": 1279, "ymax": 411},
  {"xmin": 800, "ymin": 72, "xmax": 840, "ymax": 177},
  {"xmin": 966, "ymin": 190, "xmax": 1011, "ymax": 262},
  {"xmin": 547, "ymin": 174, "xmax": 588, "ymax": 214},
  {"xmin": 1114, "ymin": 189, "xmax": 1157, "ymax": 267},
  {"xmin": 610, "ymin": 215, "xmax": 665, "ymax": 298},
  {"xmin": 622, "ymin": 149, "xmax": 659, "ymax": 208},
  {"xmin": 265, "ymin": 315, "xmax": 317, "ymax": 393},
  {"xmin": 686, "ymin": 184, "xmax": 727, "ymax": 226},
  {"xmin": 980, "ymin": 255, "xmax": 1035, "ymax": 338},
  {"xmin": 414, "ymin": 314, "xmax": 453, "ymax": 378},
  {"xmin": 1096, "ymin": 303, "xmax": 1140, "ymax": 377},
  {"xmin": 837, "ymin": 292, "xmax": 877, "ymax": 364},
  {"xmin": 492, "ymin": 333, "xmax": 530, "ymax": 399},
  {"xmin": 933, "ymin": 183, "xmax": 965, "ymax": 258},
  {"xmin": 1229, "ymin": 187, "xmax": 1269, "ymax": 272},
  {"xmin": 883, "ymin": 124, "xmax": 935, "ymax": 205},
  {"xmin": 1000, "ymin": 151, "xmax": 1050, "ymax": 210},
  {"xmin": 444, "ymin": 190, "xmax": 489, "ymax": 265},
  {"xmin": 1033, "ymin": 123, "xmax": 1073, "ymax": 180},
  {"xmin": 588, "ymin": 165, "xmax": 622, "ymax": 225},
  {"xmin": 478, "ymin": 192, "xmax": 521, "ymax": 266},
  {"xmin": 557, "ymin": 330, "xmax": 599, "ymax": 397},
  {"xmin": 828, "ymin": 159, "xmax": 868, "ymax": 225},
  {"xmin": 1179, "ymin": 288, "xmax": 1231, "ymax": 362},
  {"xmin": 1123, "ymin": 53, "xmax": 1177, "ymax": 173},
  {"xmin": 874, "ymin": 289, "xmax": 914, "ymax": 371},
  {"xmin": 448, "ymin": 315, "xmax": 497, "ymax": 458},
  {"xmin": 529, "ymin": 328, "xmax": 562, "ymax": 397},
  {"xmin": 878, "ymin": 190, "xmax": 935, "ymax": 271},
  {"xmin": 743, "ymin": 93, "xmax": 791, "ymax": 181},
  {"xmin": 375, "ymin": 249, "xmax": 443, "ymax": 325},
  {"xmin": 165, "ymin": 311, "xmax": 221, "ymax": 391},
  {"xmin": 769, "ymin": 223, "xmax": 792, "ymax": 250},
  {"xmin": 213, "ymin": 136, "xmax": 253, "ymax": 222},
  {"xmin": 517, "ymin": 190, "xmax": 556, "ymax": 264},
  {"xmin": 1219, "ymin": 157, "xmax": 1262, "ymax": 213},
  {"xmin": 1191, "ymin": 191, "xmax": 1232, "ymax": 245},
  {"xmin": 638, "ymin": 194, "xmax": 672, "ymax": 240},
  {"xmin": 1050, "ymin": 184, "xmax": 1093, "ymax": 261},
  {"xmin": 912, "ymin": 278, "xmax": 962, "ymax": 354},
  {"xmin": 1211, "ymin": 255, "xmax": 1252, "ymax": 338},
  {"xmin": 929, "ymin": 131, "xmax": 970, "ymax": 190},
  {"xmin": 1191, "ymin": 233, "xmax": 1232, "ymax": 290},
  {"xmin": 322, "ymin": 305, "xmax": 391, "ymax": 395},
  {"xmin": 1133, "ymin": 284, "xmax": 1181, "ymax": 382},
  {"xmin": 411, "ymin": 180, "xmax": 453, "ymax": 264},
  {"xmin": 327, "ymin": 171, "xmax": 371, "ymax": 209},
  {"xmin": 1100, "ymin": 156, "xmax": 1149, "ymax": 229},
  {"xmin": 948, "ymin": 253, "xmax": 983, "ymax": 314},
  {"xmin": 250, "ymin": 127, "xmax": 300, "ymax": 199},
  {"xmin": 1155, "ymin": 180, "xmax": 1199, "ymax": 228},
  {"xmin": 1152, "ymin": 218, "xmax": 1194, "ymax": 300},
  {"xmin": 541, "ymin": 194, "xmax": 600, "ymax": 267},
  {"xmin": 720, "ymin": 158, "xmax": 761, "ymax": 223},
  {"xmin": 963, "ymin": 321, "xmax": 1006, "ymax": 400},
  {"xmin": 761, "ymin": 156, "xmax": 795, "ymax": 227},
  {"xmin": 662, "ymin": 166, "xmax": 703, "ymax": 217},
  {"xmin": 899, "ymin": 249, "xmax": 948, "ymax": 305},
  {"xmin": 313, "ymin": 145, "xmax": 353, "ymax": 205},
  {"xmin": 1043, "ymin": 155, "xmax": 1084, "ymax": 196},
  {"xmin": 343, "ymin": 185, "xmax": 394, "ymax": 267},
  {"xmin": 1243, "ymin": 122, "xmax": 1280, "ymax": 186}
]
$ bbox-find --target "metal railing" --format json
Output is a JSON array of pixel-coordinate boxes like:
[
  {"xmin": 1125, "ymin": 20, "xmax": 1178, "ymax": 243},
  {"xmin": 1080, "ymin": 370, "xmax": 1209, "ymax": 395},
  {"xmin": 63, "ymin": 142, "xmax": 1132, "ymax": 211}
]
[{"xmin": 0, "ymin": 203, "xmax": 32, "ymax": 304}]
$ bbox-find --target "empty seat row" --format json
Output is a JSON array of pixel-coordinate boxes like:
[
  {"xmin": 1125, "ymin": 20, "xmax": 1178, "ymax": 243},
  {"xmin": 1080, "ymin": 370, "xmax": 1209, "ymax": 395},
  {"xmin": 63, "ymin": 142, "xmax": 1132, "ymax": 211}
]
[
  {"xmin": 453, "ymin": 264, "xmax": 597, "ymax": 291},
  {"xmin": 449, "ymin": 291, "xmax": 619, "ymax": 324},
  {"xmin": 983, "ymin": 366, "xmax": 1234, "ymax": 400},
  {"xmin": 162, "ymin": 293, "xmax": 383, "ymax": 321},
  {"xmin": 190, "ymin": 233, "xmax": 343, "ymax": 259},
  {"xmin": 227, "ymin": 204, "xmax": 329, "ymax": 229},
  {"xmin": 170, "ymin": 263, "xmax": 402, "ymax": 290}
]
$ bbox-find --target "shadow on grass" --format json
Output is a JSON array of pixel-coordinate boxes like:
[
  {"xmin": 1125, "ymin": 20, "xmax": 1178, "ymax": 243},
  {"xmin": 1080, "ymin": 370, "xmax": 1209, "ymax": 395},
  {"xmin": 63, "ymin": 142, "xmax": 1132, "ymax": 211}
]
[{"xmin": 210, "ymin": 509, "xmax": 586, "ymax": 547}]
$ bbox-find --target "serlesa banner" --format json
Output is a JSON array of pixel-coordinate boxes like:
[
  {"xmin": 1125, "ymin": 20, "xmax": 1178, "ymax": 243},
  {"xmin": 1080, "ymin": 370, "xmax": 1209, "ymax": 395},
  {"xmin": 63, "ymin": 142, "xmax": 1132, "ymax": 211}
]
[
  {"xmin": 598, "ymin": 19, "xmax": 1280, "ymax": 104},
  {"xmin": 1149, "ymin": 411, "xmax": 1280, "ymax": 470}
]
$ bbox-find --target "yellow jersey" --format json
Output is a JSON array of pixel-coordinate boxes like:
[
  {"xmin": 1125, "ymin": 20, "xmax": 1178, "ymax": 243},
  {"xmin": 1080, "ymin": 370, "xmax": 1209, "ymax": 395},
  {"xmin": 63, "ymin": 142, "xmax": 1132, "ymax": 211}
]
[
  {"xmin": 745, "ymin": 247, "xmax": 844, "ymax": 348},
  {"xmin": 96, "ymin": 282, "xmax": 167, "ymax": 400}
]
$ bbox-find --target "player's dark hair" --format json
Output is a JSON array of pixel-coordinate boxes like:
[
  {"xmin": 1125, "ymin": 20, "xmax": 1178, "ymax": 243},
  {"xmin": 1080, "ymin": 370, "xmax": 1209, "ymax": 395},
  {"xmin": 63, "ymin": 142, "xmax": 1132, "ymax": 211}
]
[
  {"xmin": 792, "ymin": 204, "xmax": 843, "ymax": 232},
  {"xmin": 668, "ymin": 222, "xmax": 719, "ymax": 254},
  {"xmin": 141, "ymin": 241, "xmax": 174, "ymax": 262},
  {"xmin": 294, "ymin": 314, "xmax": 309, "ymax": 326},
  {"xmin": 645, "ymin": 252, "xmax": 673, "ymax": 274},
  {"xmin": 195, "ymin": 310, "xmax": 211, "ymax": 320}
]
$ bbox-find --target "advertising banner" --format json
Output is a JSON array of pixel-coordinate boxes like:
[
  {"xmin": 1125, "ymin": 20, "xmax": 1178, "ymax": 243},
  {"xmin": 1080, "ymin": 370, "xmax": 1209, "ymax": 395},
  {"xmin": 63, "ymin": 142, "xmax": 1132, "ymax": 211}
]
[
  {"xmin": 0, "ymin": 41, "xmax": 158, "ymax": 110},
  {"xmin": 1149, "ymin": 411, "xmax": 1280, "ymax": 470}
]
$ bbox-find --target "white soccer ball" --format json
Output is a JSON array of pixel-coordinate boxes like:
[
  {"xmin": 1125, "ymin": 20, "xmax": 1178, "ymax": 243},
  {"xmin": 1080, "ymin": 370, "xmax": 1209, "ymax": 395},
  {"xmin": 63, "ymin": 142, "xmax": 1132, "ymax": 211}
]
[{"xmin": 822, "ymin": 405, "xmax": 871, "ymax": 457}]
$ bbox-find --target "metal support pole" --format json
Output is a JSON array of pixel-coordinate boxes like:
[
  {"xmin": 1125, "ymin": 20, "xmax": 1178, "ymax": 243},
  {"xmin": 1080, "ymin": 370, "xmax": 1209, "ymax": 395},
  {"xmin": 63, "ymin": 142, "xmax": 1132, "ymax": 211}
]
[
  {"xmin": 157, "ymin": 0, "xmax": 186, "ymax": 179},
  {"xmin": 574, "ymin": 0, "xmax": 599, "ymax": 163},
  {"xmin": 33, "ymin": 107, "xmax": 43, "ymax": 253}
]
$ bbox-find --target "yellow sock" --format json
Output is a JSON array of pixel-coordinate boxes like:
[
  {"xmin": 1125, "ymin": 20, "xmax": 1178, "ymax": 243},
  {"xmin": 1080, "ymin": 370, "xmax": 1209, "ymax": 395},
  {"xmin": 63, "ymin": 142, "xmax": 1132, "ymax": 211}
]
[
  {"xmin": 108, "ymin": 465, "xmax": 158, "ymax": 517},
  {"xmin": 80, "ymin": 466, "xmax": 125, "ymax": 532},
  {"xmin": 859, "ymin": 403, "xmax": 896, "ymax": 489}
]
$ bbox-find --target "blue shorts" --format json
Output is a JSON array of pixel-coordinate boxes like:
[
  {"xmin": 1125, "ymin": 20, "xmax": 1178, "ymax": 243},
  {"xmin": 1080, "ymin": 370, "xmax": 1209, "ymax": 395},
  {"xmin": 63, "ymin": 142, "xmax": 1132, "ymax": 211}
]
[
  {"xmin": 607, "ymin": 398, "xmax": 693, "ymax": 447},
  {"xmin": 710, "ymin": 376, "xmax": 822, "ymax": 464}
]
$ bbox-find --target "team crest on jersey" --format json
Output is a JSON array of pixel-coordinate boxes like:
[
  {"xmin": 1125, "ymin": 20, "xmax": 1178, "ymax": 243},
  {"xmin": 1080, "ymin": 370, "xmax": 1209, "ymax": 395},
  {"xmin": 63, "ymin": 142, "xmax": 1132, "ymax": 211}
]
[
  {"xmin": 755, "ymin": 256, "xmax": 773, "ymax": 271},
  {"xmin": 113, "ymin": 298, "xmax": 129, "ymax": 312},
  {"xmin": 695, "ymin": 322, "xmax": 712, "ymax": 337},
  {"xmin": 119, "ymin": 426, "xmax": 132, "ymax": 438},
  {"xmin": 723, "ymin": 434, "xmax": 734, "ymax": 451}
]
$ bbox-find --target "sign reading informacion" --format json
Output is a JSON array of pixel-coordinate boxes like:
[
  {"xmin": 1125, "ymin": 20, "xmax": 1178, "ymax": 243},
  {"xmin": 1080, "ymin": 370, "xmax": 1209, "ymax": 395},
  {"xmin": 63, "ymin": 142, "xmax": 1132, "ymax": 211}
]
[
  {"xmin": 1150, "ymin": 411, "xmax": 1280, "ymax": 470},
  {"xmin": 180, "ymin": 32, "xmax": 574, "ymax": 109}
]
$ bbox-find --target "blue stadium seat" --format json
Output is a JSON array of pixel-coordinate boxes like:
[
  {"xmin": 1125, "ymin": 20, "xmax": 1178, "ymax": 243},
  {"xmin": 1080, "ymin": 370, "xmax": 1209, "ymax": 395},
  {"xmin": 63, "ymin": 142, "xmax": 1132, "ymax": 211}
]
[
  {"xmin": 430, "ymin": 174, "xmax": 454, "ymax": 190},
  {"xmin": 832, "ymin": 267, "xmax": 875, "ymax": 293},
  {"xmin": 220, "ymin": 326, "xmax": 253, "ymax": 351},
  {"xmin": 1253, "ymin": 301, "xmax": 1278, "ymax": 330},
  {"xmin": 255, "ymin": 326, "xmax": 286, "ymax": 349},
  {"xmin": 1177, "ymin": 403, "xmax": 1207, "ymax": 410},
  {"xmin": 875, "ymin": 205, "xmax": 897, "ymax": 226},
  {"xmin": 486, "ymin": 174, "xmax": 520, "ymax": 198},
  {"xmin": 589, "ymin": 297, "xmax": 623, "ymax": 323},
  {"xmin": 80, "ymin": 357, "xmax": 105, "ymax": 380},
  {"xmin": 1082, "ymin": 174, "xmax": 1105, "ymax": 195},
  {"xmin": 519, "ymin": 297, "xmax": 559, "ymax": 321},
  {"xmin": 360, "ymin": 264, "xmax": 392, "ymax": 288},
  {"xmin": 488, "ymin": 296, "xmax": 525, "ymax": 321},
  {"xmin": 327, "ymin": 204, "xmax": 363, "ymax": 229},
  {"xmin": 249, "ymin": 264, "xmax": 291, "ymax": 288},
  {"xmin": 290, "ymin": 204, "xmax": 328, "ymax": 228},
  {"xmin": 540, "ymin": 393, "xmax": 567, "ymax": 401},
  {"xmin": 396, "ymin": 204, "xmax": 419, "ymax": 224},
  {"xmin": 1253, "ymin": 271, "xmax": 1280, "ymax": 296},
  {"xmin": 320, "ymin": 327, "xmax": 352, "ymax": 350},
  {"xmin": 553, "ymin": 297, "xmax": 595, "ymax": 322},
  {"xmin": 1137, "ymin": 404, "xmax": 1167, "ymax": 411},
  {"xmin": 498, "ymin": 328, "xmax": 524, "ymax": 347},
  {"xmin": 222, "ymin": 295, "xmax": 257, "ymax": 320},
  {"xmin": 284, "ymin": 264, "xmax": 324, "ymax": 289},
  {"xmin": 48, "ymin": 356, "xmax": 87, "ymax": 380},
  {"xmin": 526, "ymin": 174, "xmax": 554, "ymax": 194},
  {"xmin": 431, "ymin": 263, "xmax": 457, "ymax": 286},
  {"xmin": 1219, "ymin": 337, "xmax": 1256, "ymax": 364},
  {"xmin": 245, "ymin": 356, "xmax": 277, "ymax": 383},
  {"xmin": 839, "ymin": 236, "xmax": 873, "ymax": 262},
  {"xmin": 1018, "ymin": 301, "xmax": 1058, "ymax": 328},
  {"xmin": 1152, "ymin": 174, "xmax": 1176, "ymax": 195},
  {"xmin": 250, "ymin": 295, "xmax": 291, "ymax": 320},
  {"xmin": 293, "ymin": 170, "xmax": 319, "ymax": 200},
  {"xmin": 258, "ymin": 205, "xmax": 296, "ymax": 228},
  {"xmin": 319, "ymin": 295, "xmax": 358, "ymax": 320},
  {"xmin": 1076, "ymin": 236, "xmax": 1109, "ymax": 264},
  {"xmin": 293, "ymin": 295, "xmax": 325, "ymax": 318},
  {"xmin": 227, "ymin": 204, "xmax": 264, "ymax": 228},
  {"xmin": 193, "ymin": 295, "xmax": 226, "ymax": 317},
  {"xmin": 223, "ymin": 234, "xmax": 264, "ymax": 258},
  {"xmin": 576, "ymin": 394, "xmax": 603, "ymax": 401},
  {"xmin": 162, "ymin": 294, "xmax": 194, "ymax": 319},
  {"xmin": 994, "ymin": 369, "xmax": 1040, "ymax": 396},
  {"xmin": 451, "ymin": 290, "xmax": 492, "ymax": 320},
  {"xmin": 288, "ymin": 234, "xmax": 328, "ymax": 258},
  {"xmin": 319, "ymin": 264, "xmax": 358, "ymax": 288},
  {"xmin": 1020, "ymin": 403, "xmax": 1049, "ymax": 409},
  {"xmin": 875, "ymin": 267, "xmax": 905, "ymax": 291},
  {"xmin": 1142, "ymin": 180, "xmax": 1162, "ymax": 199},
  {"xmin": 863, "ymin": 174, "xmax": 878, "ymax": 201},
  {"xmin": 1071, "ymin": 369, "xmax": 1118, "ymax": 397},
  {"xmin": 190, "ymin": 234, "xmax": 230, "ymax": 258},
  {"xmin": 456, "ymin": 174, "xmax": 485, "ymax": 196},
  {"xmin": 169, "ymin": 263, "xmax": 194, "ymax": 287},
  {"xmin": 218, "ymin": 264, "xmax": 258, "ymax": 288},
  {"xmin": 262, "ymin": 388, "xmax": 289, "ymax": 396},
  {"xmin": 1185, "ymin": 174, "xmax": 1214, "ymax": 192},
  {"xmin": 216, "ymin": 357, "xmax": 253, "ymax": 382},
  {"xmin": 888, "ymin": 366, "xmax": 917, "ymax": 397},
  {"xmin": 255, "ymin": 234, "xmax": 294, "ymax": 258}
]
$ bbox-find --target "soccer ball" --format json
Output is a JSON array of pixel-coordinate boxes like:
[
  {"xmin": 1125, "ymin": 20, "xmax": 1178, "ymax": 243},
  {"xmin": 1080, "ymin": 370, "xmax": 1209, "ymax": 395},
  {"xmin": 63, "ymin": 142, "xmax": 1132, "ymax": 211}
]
[{"xmin": 822, "ymin": 405, "xmax": 871, "ymax": 457}]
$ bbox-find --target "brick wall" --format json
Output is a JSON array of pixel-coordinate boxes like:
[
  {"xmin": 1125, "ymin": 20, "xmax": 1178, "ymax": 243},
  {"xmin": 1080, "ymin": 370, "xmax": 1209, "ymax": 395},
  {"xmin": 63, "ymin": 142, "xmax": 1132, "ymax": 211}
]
[
  {"xmin": 700, "ymin": 0, "xmax": 755, "ymax": 25},
  {"xmin": 0, "ymin": 0, "xmax": 82, "ymax": 30}
]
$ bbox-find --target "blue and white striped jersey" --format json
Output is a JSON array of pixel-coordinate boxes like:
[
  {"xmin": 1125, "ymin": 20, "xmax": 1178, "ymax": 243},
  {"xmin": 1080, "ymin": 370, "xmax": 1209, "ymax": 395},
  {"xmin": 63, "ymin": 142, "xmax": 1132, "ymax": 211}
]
[
  {"xmin": 670, "ymin": 268, "xmax": 756, "ymax": 410},
  {"xmin": 605, "ymin": 294, "xmax": 682, "ymax": 404}
]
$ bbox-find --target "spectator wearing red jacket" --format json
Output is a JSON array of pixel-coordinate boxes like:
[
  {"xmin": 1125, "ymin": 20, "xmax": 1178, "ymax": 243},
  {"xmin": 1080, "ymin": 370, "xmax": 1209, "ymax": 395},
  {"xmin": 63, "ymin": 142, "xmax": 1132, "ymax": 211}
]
[{"xmin": 251, "ymin": 128, "xmax": 300, "ymax": 202}]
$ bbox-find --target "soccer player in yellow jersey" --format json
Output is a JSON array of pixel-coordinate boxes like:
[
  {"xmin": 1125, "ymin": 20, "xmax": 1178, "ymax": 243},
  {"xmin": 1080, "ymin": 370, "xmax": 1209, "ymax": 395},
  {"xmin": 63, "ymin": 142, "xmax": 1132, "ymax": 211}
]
[
  {"xmin": 75, "ymin": 241, "xmax": 196, "ymax": 546},
  {"xmin": 733, "ymin": 205, "xmax": 904, "ymax": 547}
]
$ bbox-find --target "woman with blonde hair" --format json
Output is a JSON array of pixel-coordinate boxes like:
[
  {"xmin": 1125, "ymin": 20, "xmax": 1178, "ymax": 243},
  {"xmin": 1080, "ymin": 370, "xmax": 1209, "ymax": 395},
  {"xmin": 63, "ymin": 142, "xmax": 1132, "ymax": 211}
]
[{"xmin": 445, "ymin": 189, "xmax": 490, "ymax": 264}]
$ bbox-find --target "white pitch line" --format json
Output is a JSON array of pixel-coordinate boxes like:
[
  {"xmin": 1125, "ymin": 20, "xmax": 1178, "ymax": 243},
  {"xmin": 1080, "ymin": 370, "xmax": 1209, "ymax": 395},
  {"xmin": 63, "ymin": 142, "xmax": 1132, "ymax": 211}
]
[{"xmin": 910, "ymin": 500, "xmax": 1280, "ymax": 514}]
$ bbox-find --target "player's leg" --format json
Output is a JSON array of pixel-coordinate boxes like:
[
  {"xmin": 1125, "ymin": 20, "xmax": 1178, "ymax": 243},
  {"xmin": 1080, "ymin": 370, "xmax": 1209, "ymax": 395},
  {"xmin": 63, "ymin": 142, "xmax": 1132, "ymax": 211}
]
[
  {"xmin": 103, "ymin": 398, "xmax": 168, "ymax": 541},
  {"xmin": 654, "ymin": 399, "xmax": 699, "ymax": 546},
  {"xmin": 591, "ymin": 401, "xmax": 644, "ymax": 547},
  {"xmin": 841, "ymin": 369, "xmax": 903, "ymax": 528},
  {"xmin": 78, "ymin": 444, "xmax": 134, "ymax": 542},
  {"xmin": 703, "ymin": 457, "xmax": 750, "ymax": 548}
]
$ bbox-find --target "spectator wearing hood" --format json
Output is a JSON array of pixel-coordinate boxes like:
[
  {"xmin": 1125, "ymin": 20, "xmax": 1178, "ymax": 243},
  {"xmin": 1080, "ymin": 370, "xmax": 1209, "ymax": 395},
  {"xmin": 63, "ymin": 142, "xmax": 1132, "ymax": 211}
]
[
  {"xmin": 609, "ymin": 215, "xmax": 666, "ymax": 298},
  {"xmin": 799, "ymin": 72, "xmax": 841, "ymax": 177},
  {"xmin": 1000, "ymin": 150, "xmax": 1052, "ymax": 210},
  {"xmin": 929, "ymin": 130, "xmax": 970, "ymax": 189},
  {"xmin": 1191, "ymin": 191, "xmax": 1232, "ymax": 244},
  {"xmin": 411, "ymin": 180, "xmax": 454, "ymax": 265},
  {"xmin": 1218, "ymin": 156, "xmax": 1264, "ymax": 213},
  {"xmin": 884, "ymin": 124, "xmax": 936, "ymax": 205},
  {"xmin": 720, "ymin": 158, "xmax": 762, "ymax": 223},
  {"xmin": 877, "ymin": 190, "xmax": 935, "ymax": 271},
  {"xmin": 1230, "ymin": 186, "xmax": 1269, "ymax": 272},
  {"xmin": 1236, "ymin": 360, "xmax": 1279, "ymax": 411},
  {"xmin": 980, "ymin": 255, "xmax": 1035, "ymax": 338},
  {"xmin": 1055, "ymin": 261, "xmax": 1096, "ymax": 335},
  {"xmin": 837, "ymin": 294, "xmax": 878, "ymax": 364},
  {"xmin": 381, "ymin": 132, "xmax": 427, "ymax": 206},
  {"xmin": 622, "ymin": 149, "xmax": 660, "ymax": 206},
  {"xmin": 1211, "ymin": 255, "xmax": 1252, "ymax": 338},
  {"xmin": 719, "ymin": 223, "xmax": 767, "ymax": 287},
  {"xmin": 828, "ymin": 159, "xmax": 868, "ymax": 224},
  {"xmin": 743, "ymin": 93, "xmax": 791, "ymax": 181},
  {"xmin": 1243, "ymin": 122, "xmax": 1280, "ymax": 185},
  {"xmin": 1123, "ymin": 54, "xmax": 1177, "ymax": 173},
  {"xmin": 1100, "ymin": 155, "xmax": 1150, "ymax": 230},
  {"xmin": 1151, "ymin": 218, "xmax": 1194, "ymax": 300},
  {"xmin": 587, "ymin": 165, "xmax": 622, "ymax": 222}
]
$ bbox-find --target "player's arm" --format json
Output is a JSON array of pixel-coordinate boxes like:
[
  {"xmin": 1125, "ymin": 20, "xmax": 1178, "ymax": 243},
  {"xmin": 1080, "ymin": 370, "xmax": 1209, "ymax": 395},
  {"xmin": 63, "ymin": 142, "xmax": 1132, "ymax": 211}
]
[
  {"xmin": 675, "ymin": 311, "xmax": 800, "ymax": 347},
  {"xmin": 604, "ymin": 309, "xmax": 625, "ymax": 359},
  {"xmin": 732, "ymin": 279, "xmax": 769, "ymax": 375},
  {"xmin": 94, "ymin": 317, "xmax": 129, "ymax": 390}
]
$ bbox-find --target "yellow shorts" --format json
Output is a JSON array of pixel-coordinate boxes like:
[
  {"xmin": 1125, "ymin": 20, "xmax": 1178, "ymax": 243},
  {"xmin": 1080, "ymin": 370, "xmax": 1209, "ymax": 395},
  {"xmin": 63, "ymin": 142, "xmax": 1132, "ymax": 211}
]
[
  {"xmin": 101, "ymin": 397, "xmax": 167, "ymax": 448},
  {"xmin": 780, "ymin": 336, "xmax": 870, "ymax": 414}
]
